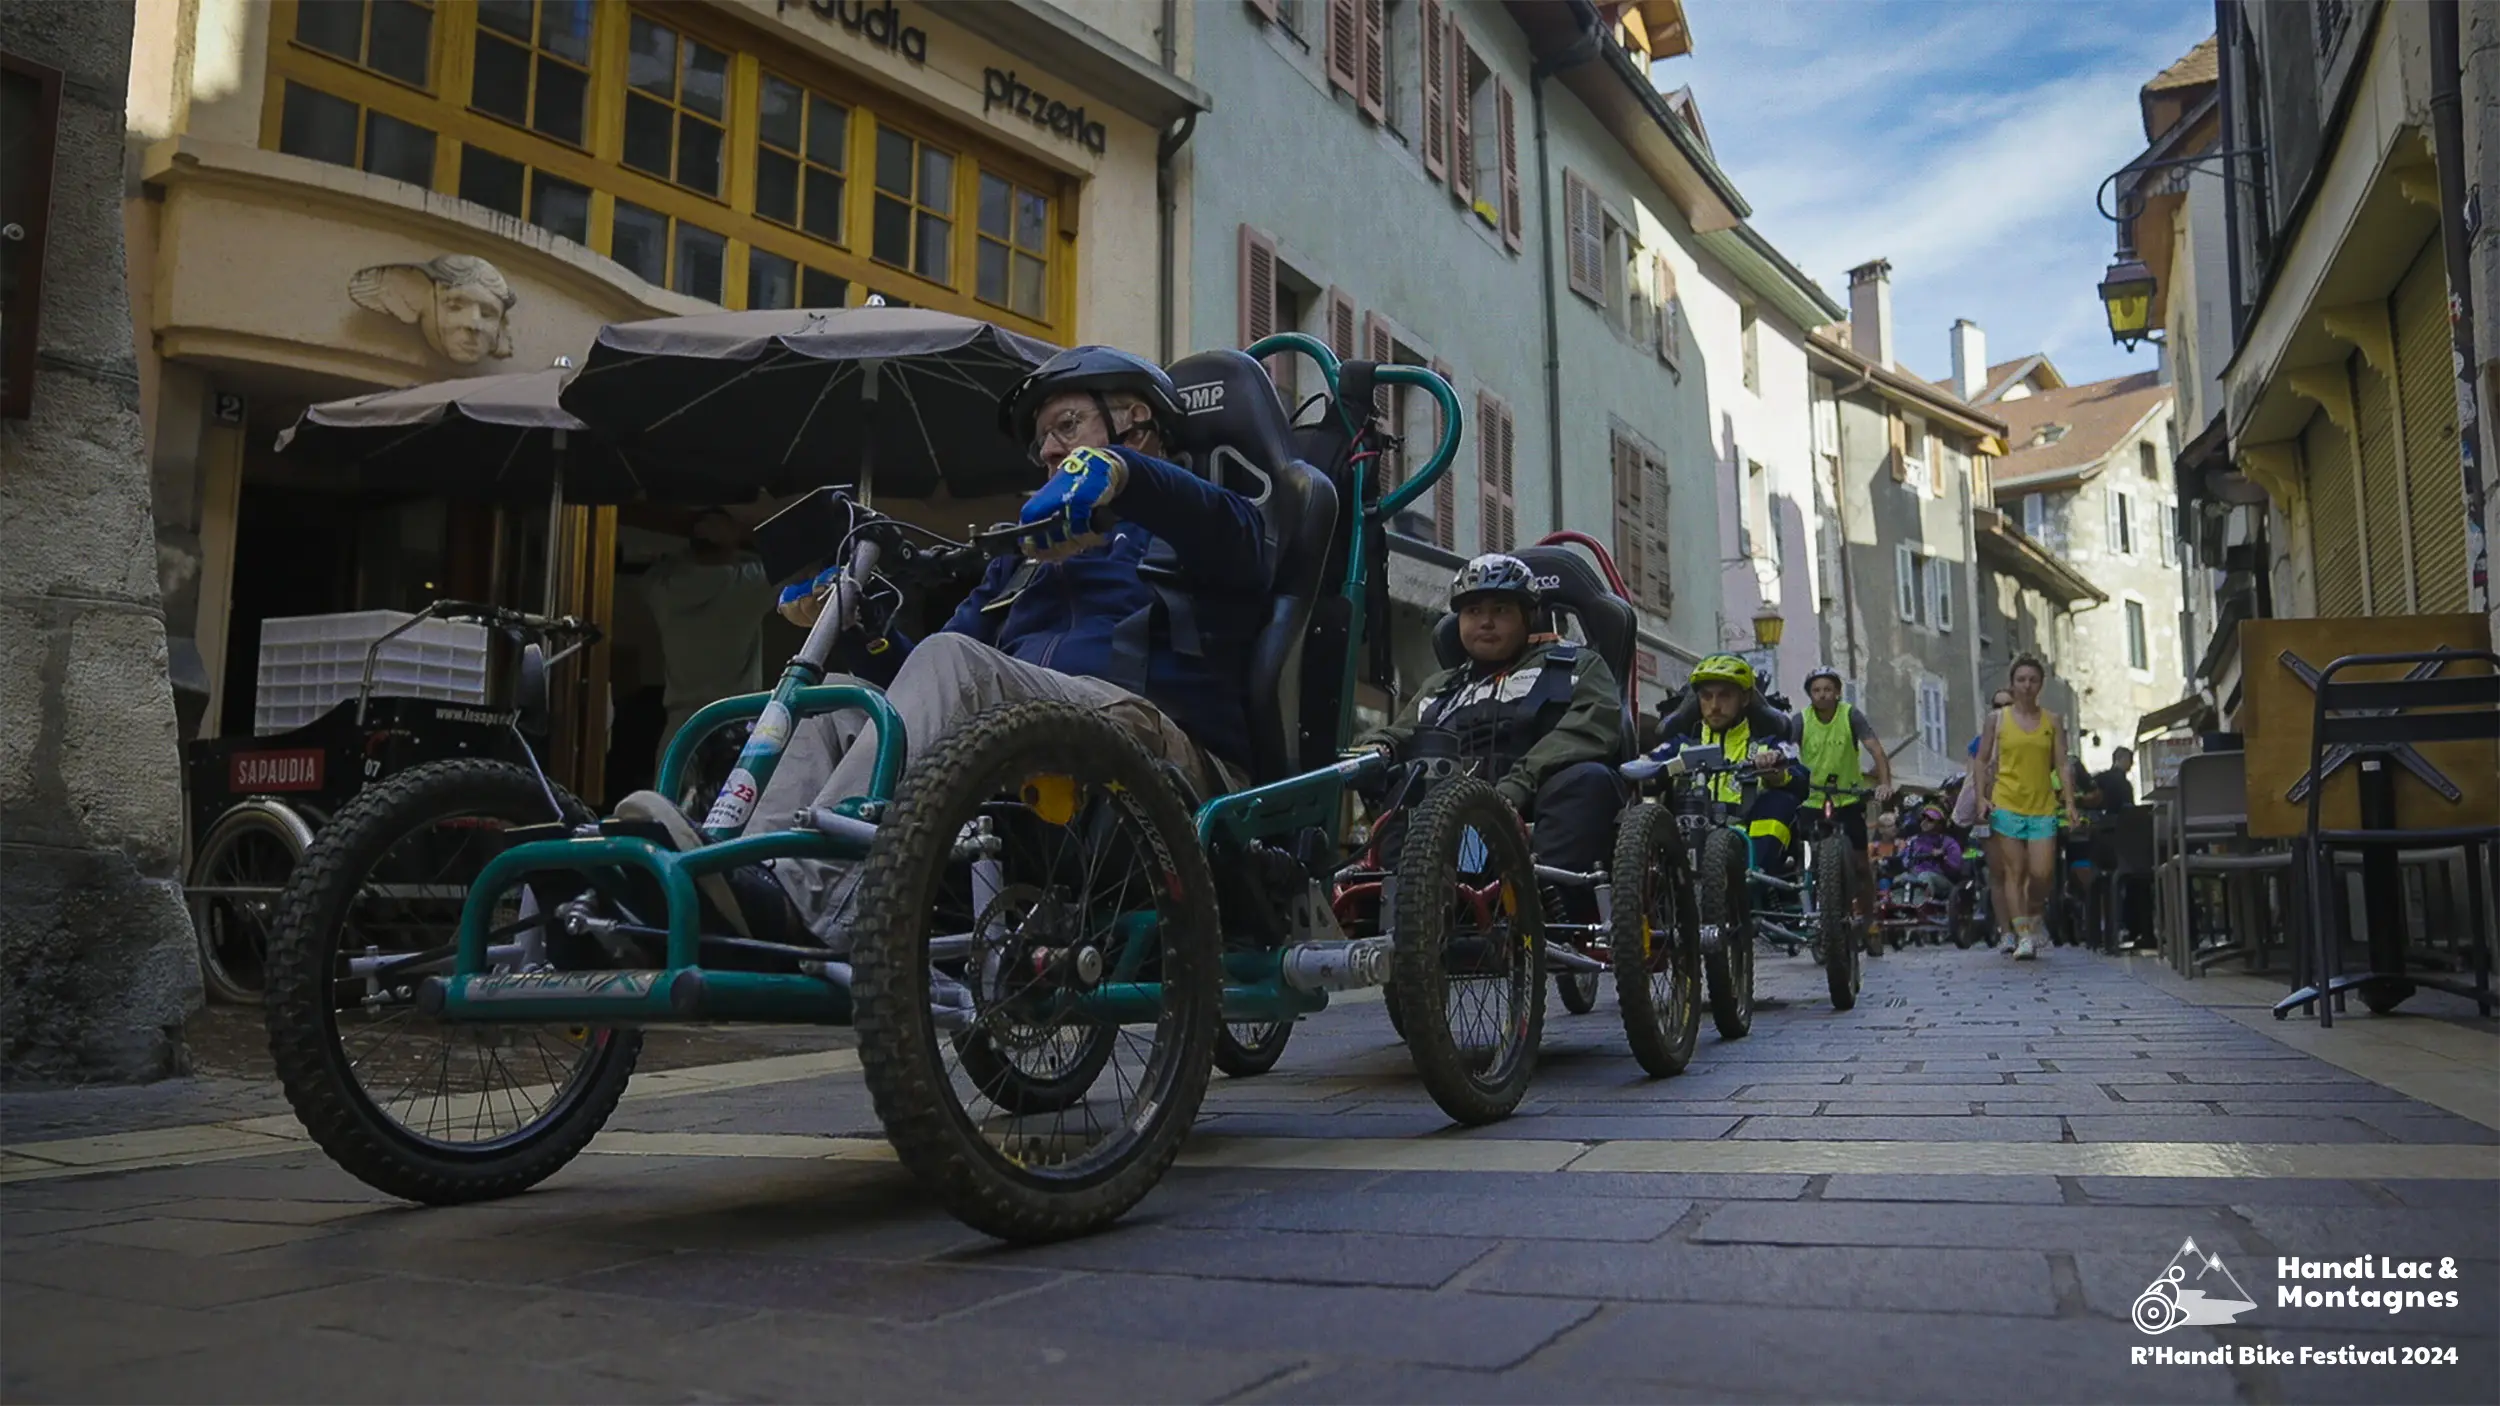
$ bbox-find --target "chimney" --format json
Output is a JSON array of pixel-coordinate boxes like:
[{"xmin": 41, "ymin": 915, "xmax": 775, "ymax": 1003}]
[
  {"xmin": 1847, "ymin": 259, "xmax": 1893, "ymax": 368},
  {"xmin": 1951, "ymin": 319, "xmax": 1987, "ymax": 401}
]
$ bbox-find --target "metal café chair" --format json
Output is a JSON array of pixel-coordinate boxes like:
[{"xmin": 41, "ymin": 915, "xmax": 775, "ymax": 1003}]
[
  {"xmin": 2155, "ymin": 751, "xmax": 2297, "ymax": 976},
  {"xmin": 2275, "ymin": 649, "xmax": 2500, "ymax": 1027}
]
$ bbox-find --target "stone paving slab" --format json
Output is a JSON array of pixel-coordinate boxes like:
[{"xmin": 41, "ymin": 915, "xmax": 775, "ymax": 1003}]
[{"xmin": 3, "ymin": 945, "xmax": 2493, "ymax": 1404}]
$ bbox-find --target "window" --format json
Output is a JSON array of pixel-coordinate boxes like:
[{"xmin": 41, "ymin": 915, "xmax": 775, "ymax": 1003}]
[
  {"xmin": 1654, "ymin": 256, "xmax": 1681, "ymax": 371},
  {"xmin": 2160, "ymin": 502, "xmax": 2180, "ymax": 566},
  {"xmin": 1917, "ymin": 677, "xmax": 1948, "ymax": 756},
  {"xmin": 1462, "ymin": 45, "xmax": 1495, "ymax": 227},
  {"xmin": 1896, "ymin": 544, "xmax": 1918, "ymax": 621},
  {"xmin": 1477, "ymin": 390, "xmax": 1516, "ymax": 551},
  {"xmin": 2125, "ymin": 598, "xmax": 2150, "ymax": 670},
  {"xmin": 279, "ymin": 82, "xmax": 437, "ymax": 187},
  {"xmin": 971, "ymin": 173, "xmax": 1051, "ymax": 320},
  {"xmin": 745, "ymin": 249, "xmax": 849, "ymax": 310},
  {"xmin": 1382, "ymin": 0, "xmax": 1415, "ymax": 134},
  {"xmin": 1896, "ymin": 545, "xmax": 1947, "ymax": 627},
  {"xmin": 611, "ymin": 199, "xmax": 725, "ymax": 301},
  {"xmin": 2021, "ymin": 491, "xmax": 2048, "ymax": 539},
  {"xmin": 1928, "ymin": 557, "xmax": 1954, "ymax": 632},
  {"xmin": 2139, "ymin": 440, "xmax": 2160, "ymax": 479},
  {"xmin": 2110, "ymin": 487, "xmax": 2138, "ymax": 555},
  {"xmin": 1612, "ymin": 430, "xmax": 1672, "ymax": 614},
  {"xmin": 457, "ymin": 146, "xmax": 589, "ymax": 244},
  {"xmin": 1740, "ymin": 304, "xmax": 1760, "ymax": 394},
  {"xmin": 872, "ymin": 127, "xmax": 955, "ymax": 284},
  {"xmin": 1419, "ymin": 0, "xmax": 1449, "ymax": 179},
  {"xmin": 756, "ymin": 75, "xmax": 848, "ymax": 243},
  {"xmin": 296, "ymin": 0, "xmax": 435, "ymax": 88},
  {"xmin": 1812, "ymin": 379, "xmax": 1838, "ymax": 455},
  {"xmin": 1564, "ymin": 170, "xmax": 1605, "ymax": 303},
  {"xmin": 622, "ymin": 14, "xmax": 727, "ymax": 196},
  {"xmin": 471, "ymin": 1, "xmax": 591, "ymax": 146},
  {"xmin": 1899, "ymin": 414, "xmax": 1930, "ymax": 496}
]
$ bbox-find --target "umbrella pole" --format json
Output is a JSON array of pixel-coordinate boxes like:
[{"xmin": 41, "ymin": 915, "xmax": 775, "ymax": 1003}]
[
  {"xmin": 542, "ymin": 438, "xmax": 568, "ymax": 615},
  {"xmin": 858, "ymin": 360, "xmax": 879, "ymax": 508}
]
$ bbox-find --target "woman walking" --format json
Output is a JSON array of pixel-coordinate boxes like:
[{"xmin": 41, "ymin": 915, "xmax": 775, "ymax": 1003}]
[{"xmin": 1974, "ymin": 655, "xmax": 2078, "ymax": 960}]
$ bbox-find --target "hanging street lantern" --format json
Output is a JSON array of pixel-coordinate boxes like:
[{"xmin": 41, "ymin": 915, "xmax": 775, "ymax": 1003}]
[
  {"xmin": 1752, "ymin": 609, "xmax": 1785, "ymax": 650},
  {"xmin": 2099, "ymin": 255, "xmax": 2159, "ymax": 348}
]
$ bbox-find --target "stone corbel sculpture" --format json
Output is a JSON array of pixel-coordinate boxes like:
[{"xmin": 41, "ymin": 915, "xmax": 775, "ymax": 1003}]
[{"xmin": 349, "ymin": 253, "xmax": 517, "ymax": 365}]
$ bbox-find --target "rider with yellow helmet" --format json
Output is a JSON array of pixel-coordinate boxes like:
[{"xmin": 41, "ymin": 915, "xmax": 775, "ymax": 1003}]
[{"xmin": 1649, "ymin": 653, "xmax": 1810, "ymax": 872}]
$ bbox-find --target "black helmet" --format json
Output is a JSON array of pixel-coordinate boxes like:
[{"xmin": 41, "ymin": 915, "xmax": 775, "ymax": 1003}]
[
  {"xmin": 998, "ymin": 346, "xmax": 1186, "ymax": 458},
  {"xmin": 1448, "ymin": 553, "xmax": 1539, "ymax": 613},
  {"xmin": 1803, "ymin": 664, "xmax": 1844, "ymax": 693}
]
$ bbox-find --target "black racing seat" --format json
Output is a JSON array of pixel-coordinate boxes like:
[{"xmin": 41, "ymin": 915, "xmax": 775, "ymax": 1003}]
[
  {"xmin": 1165, "ymin": 349, "xmax": 1339, "ymax": 784},
  {"xmin": 1432, "ymin": 542, "xmax": 1640, "ymax": 762}
]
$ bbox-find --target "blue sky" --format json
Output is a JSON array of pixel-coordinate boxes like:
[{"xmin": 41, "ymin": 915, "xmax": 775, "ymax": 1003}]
[{"xmin": 1668, "ymin": 0, "xmax": 2215, "ymax": 389}]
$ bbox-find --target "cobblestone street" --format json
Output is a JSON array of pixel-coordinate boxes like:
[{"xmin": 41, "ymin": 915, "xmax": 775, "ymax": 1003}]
[{"xmin": 4, "ymin": 947, "xmax": 2493, "ymax": 1404}]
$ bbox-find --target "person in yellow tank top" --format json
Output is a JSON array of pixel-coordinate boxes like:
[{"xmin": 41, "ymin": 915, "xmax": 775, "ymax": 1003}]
[{"xmin": 1975, "ymin": 654, "xmax": 2077, "ymax": 960}]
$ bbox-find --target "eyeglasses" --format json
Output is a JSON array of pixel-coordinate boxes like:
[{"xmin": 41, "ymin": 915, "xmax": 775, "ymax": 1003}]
[{"xmin": 1030, "ymin": 405, "xmax": 1103, "ymax": 462}]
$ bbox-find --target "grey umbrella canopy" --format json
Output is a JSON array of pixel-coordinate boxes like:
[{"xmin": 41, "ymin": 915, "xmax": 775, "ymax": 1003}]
[
  {"xmin": 556, "ymin": 306, "xmax": 1061, "ymax": 500},
  {"xmin": 275, "ymin": 367, "xmax": 731, "ymax": 505}
]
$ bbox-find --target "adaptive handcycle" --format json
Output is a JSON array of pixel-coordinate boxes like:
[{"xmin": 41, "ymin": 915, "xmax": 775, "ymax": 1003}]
[
  {"xmin": 1328, "ymin": 539, "xmax": 1706, "ymax": 1092},
  {"xmin": 259, "ymin": 337, "xmax": 1472, "ymax": 1242}
]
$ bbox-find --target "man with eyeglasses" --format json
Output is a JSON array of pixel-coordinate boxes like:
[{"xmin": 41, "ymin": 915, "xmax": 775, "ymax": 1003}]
[{"xmin": 619, "ymin": 346, "xmax": 1275, "ymax": 952}]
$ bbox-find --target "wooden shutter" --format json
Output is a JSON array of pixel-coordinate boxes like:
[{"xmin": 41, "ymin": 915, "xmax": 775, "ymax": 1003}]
[
  {"xmin": 1325, "ymin": 286, "xmax": 1357, "ymax": 363},
  {"xmin": 1496, "ymin": 78, "xmax": 1522, "ymax": 251},
  {"xmin": 2395, "ymin": 243, "xmax": 2467, "ymax": 611},
  {"xmin": 1612, "ymin": 432, "xmax": 1644, "ymax": 599},
  {"xmin": 1418, "ymin": 0, "xmax": 1448, "ymax": 180},
  {"xmin": 1326, "ymin": 0, "xmax": 1360, "ymax": 95},
  {"xmin": 1564, "ymin": 172, "xmax": 1603, "ymax": 302},
  {"xmin": 1476, "ymin": 392, "xmax": 1515, "ymax": 552},
  {"xmin": 1895, "ymin": 545, "xmax": 1917, "ymax": 621},
  {"xmin": 2302, "ymin": 406, "xmax": 2365, "ymax": 616},
  {"xmin": 1358, "ymin": 0, "xmax": 1387, "ymax": 121},
  {"xmin": 1642, "ymin": 449, "xmax": 1672, "ymax": 613},
  {"xmin": 1430, "ymin": 357, "xmax": 1456, "ymax": 547},
  {"xmin": 1448, "ymin": 29, "xmax": 1474, "ymax": 205},
  {"xmin": 1245, "ymin": 0, "xmax": 1279, "ymax": 21},
  {"xmin": 1497, "ymin": 402, "xmax": 1517, "ymax": 551},
  {"xmin": 1654, "ymin": 255, "xmax": 1680, "ymax": 368},
  {"xmin": 1238, "ymin": 225, "xmax": 1277, "ymax": 350},
  {"xmin": 1887, "ymin": 411, "xmax": 1907, "ymax": 482},
  {"xmin": 1364, "ymin": 311, "xmax": 1396, "ymax": 485}
]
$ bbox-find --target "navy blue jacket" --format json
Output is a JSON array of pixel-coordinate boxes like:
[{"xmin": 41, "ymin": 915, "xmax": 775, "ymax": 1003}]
[{"xmin": 856, "ymin": 447, "xmax": 1272, "ymax": 770}]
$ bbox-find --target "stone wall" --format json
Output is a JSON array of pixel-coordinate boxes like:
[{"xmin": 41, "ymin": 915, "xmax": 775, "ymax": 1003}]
[{"xmin": 1, "ymin": 0, "xmax": 200, "ymax": 1083}]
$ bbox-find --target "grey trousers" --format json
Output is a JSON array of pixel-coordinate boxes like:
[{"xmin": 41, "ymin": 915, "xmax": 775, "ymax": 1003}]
[{"xmin": 750, "ymin": 633, "xmax": 1220, "ymax": 949}]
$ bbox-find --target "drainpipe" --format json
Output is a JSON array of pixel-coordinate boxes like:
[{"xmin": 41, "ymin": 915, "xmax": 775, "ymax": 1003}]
[
  {"xmin": 1829, "ymin": 363, "xmax": 1875, "ymax": 684},
  {"xmin": 2427, "ymin": 0, "xmax": 2489, "ymax": 610},
  {"xmin": 1155, "ymin": 0, "xmax": 1195, "ymax": 364},
  {"xmin": 1531, "ymin": 20, "xmax": 1604, "ymax": 532}
]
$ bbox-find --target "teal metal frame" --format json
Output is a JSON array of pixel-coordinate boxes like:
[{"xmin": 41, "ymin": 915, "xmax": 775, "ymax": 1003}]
[{"xmin": 429, "ymin": 336, "xmax": 1465, "ymax": 1033}]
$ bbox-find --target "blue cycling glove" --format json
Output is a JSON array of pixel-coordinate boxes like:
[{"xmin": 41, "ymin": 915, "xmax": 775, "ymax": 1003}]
[{"xmin": 1018, "ymin": 445, "xmax": 1128, "ymax": 560}]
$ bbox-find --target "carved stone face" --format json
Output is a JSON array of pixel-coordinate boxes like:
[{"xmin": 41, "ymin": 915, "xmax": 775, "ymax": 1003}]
[{"xmin": 350, "ymin": 255, "xmax": 517, "ymax": 365}]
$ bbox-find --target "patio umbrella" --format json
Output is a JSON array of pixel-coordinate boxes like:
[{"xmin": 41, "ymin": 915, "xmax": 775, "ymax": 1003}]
[
  {"xmin": 274, "ymin": 367, "xmax": 730, "ymax": 506},
  {"xmin": 556, "ymin": 306, "xmax": 1060, "ymax": 501}
]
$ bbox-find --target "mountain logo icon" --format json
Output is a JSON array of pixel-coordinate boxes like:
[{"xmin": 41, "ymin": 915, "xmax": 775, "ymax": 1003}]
[{"xmin": 2133, "ymin": 1237, "xmax": 2259, "ymax": 1335}]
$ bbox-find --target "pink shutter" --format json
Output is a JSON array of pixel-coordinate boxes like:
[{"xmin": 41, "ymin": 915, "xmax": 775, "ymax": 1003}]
[
  {"xmin": 1612, "ymin": 433, "xmax": 1643, "ymax": 597},
  {"xmin": 1324, "ymin": 287, "xmax": 1358, "ymax": 363},
  {"xmin": 1448, "ymin": 30, "xmax": 1474, "ymax": 206},
  {"xmin": 1430, "ymin": 358, "xmax": 1456, "ymax": 547},
  {"xmin": 1564, "ymin": 171, "xmax": 1602, "ymax": 301},
  {"xmin": 1238, "ymin": 225, "xmax": 1277, "ymax": 350},
  {"xmin": 1477, "ymin": 391, "xmax": 1500, "ymax": 552},
  {"xmin": 1418, "ymin": 0, "xmax": 1447, "ymax": 181},
  {"xmin": 1326, "ymin": 0, "xmax": 1359, "ymax": 94},
  {"xmin": 1365, "ymin": 312, "xmax": 1396, "ymax": 483},
  {"xmin": 1643, "ymin": 450, "xmax": 1674, "ymax": 614},
  {"xmin": 1496, "ymin": 78, "xmax": 1522, "ymax": 251},
  {"xmin": 1497, "ymin": 403, "xmax": 1517, "ymax": 550},
  {"xmin": 1359, "ymin": 0, "xmax": 1387, "ymax": 122}
]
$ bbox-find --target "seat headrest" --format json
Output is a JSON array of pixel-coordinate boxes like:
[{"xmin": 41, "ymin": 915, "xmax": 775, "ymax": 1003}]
[
  {"xmin": 1510, "ymin": 546, "xmax": 1620, "ymax": 627},
  {"xmin": 1165, "ymin": 349, "xmax": 1297, "ymax": 501}
]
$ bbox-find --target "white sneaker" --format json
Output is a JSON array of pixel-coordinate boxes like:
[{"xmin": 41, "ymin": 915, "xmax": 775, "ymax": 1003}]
[{"xmin": 2014, "ymin": 934, "xmax": 2037, "ymax": 960}]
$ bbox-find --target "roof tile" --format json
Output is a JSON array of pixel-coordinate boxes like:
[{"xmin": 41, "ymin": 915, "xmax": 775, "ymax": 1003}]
[{"xmin": 1989, "ymin": 370, "xmax": 2171, "ymax": 486}]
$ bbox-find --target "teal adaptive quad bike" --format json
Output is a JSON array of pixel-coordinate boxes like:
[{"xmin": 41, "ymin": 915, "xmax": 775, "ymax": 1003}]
[{"xmin": 261, "ymin": 337, "xmax": 1464, "ymax": 1242}]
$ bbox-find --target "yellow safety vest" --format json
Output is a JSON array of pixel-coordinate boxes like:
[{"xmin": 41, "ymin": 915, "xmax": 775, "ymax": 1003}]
[{"xmin": 1801, "ymin": 702, "xmax": 1867, "ymax": 806}]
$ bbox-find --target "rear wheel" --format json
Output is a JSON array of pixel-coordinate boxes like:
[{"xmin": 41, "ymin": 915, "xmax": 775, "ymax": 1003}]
[
  {"xmin": 189, "ymin": 800, "xmax": 315, "ymax": 1004},
  {"xmin": 1214, "ymin": 1020, "xmax": 1293, "ymax": 1077},
  {"xmin": 263, "ymin": 759, "xmax": 639, "ymax": 1204},
  {"xmin": 1816, "ymin": 841, "xmax": 1860, "ymax": 1012},
  {"xmin": 1388, "ymin": 777, "xmax": 1543, "ymax": 1125},
  {"xmin": 1699, "ymin": 828, "xmax": 1754, "ymax": 1040},
  {"xmin": 850, "ymin": 701, "xmax": 1220, "ymax": 1243},
  {"xmin": 1611, "ymin": 803, "xmax": 1701, "ymax": 1077},
  {"xmin": 1555, "ymin": 968, "xmax": 1600, "ymax": 1015}
]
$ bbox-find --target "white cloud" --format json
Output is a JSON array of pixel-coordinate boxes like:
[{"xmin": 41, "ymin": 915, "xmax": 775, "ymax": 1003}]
[{"xmin": 1675, "ymin": 0, "xmax": 2215, "ymax": 385}]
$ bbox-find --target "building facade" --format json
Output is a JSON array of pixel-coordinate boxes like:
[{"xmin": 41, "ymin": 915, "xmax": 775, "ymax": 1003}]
[
  {"xmin": 121, "ymin": 0, "xmax": 1201, "ymax": 789},
  {"xmin": 1806, "ymin": 262, "xmax": 2009, "ymax": 788}
]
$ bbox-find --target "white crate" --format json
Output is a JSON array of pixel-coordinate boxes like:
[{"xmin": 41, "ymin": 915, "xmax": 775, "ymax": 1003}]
[{"xmin": 253, "ymin": 611, "xmax": 489, "ymax": 734}]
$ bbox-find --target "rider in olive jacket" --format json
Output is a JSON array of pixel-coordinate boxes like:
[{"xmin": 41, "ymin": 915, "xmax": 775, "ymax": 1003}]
[{"xmin": 1355, "ymin": 554, "xmax": 1626, "ymax": 870}]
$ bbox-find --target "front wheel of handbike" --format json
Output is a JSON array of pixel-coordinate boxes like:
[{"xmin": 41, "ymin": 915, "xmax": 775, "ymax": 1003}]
[
  {"xmin": 850, "ymin": 701, "xmax": 1221, "ymax": 1243},
  {"xmin": 1699, "ymin": 828, "xmax": 1754, "ymax": 1040},
  {"xmin": 1388, "ymin": 776, "xmax": 1544, "ymax": 1125},
  {"xmin": 1214, "ymin": 1019, "xmax": 1293, "ymax": 1077},
  {"xmin": 1815, "ymin": 842, "xmax": 1860, "ymax": 1012},
  {"xmin": 1611, "ymin": 803, "xmax": 1702, "ymax": 1077},
  {"xmin": 262, "ymin": 759, "xmax": 641, "ymax": 1204}
]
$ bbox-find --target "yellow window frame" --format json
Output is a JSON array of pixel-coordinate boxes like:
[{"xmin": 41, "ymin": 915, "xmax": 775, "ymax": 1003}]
[
  {"xmin": 281, "ymin": 0, "xmax": 441, "ymax": 94},
  {"xmin": 465, "ymin": 0, "xmax": 599, "ymax": 151},
  {"xmin": 617, "ymin": 8, "xmax": 733, "ymax": 200},
  {"xmin": 753, "ymin": 67, "xmax": 850, "ymax": 247},
  {"xmin": 971, "ymin": 167, "xmax": 1053, "ymax": 322}
]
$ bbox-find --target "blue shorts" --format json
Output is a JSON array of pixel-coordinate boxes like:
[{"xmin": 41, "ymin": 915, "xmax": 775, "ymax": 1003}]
[{"xmin": 1991, "ymin": 808, "xmax": 2060, "ymax": 842}]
